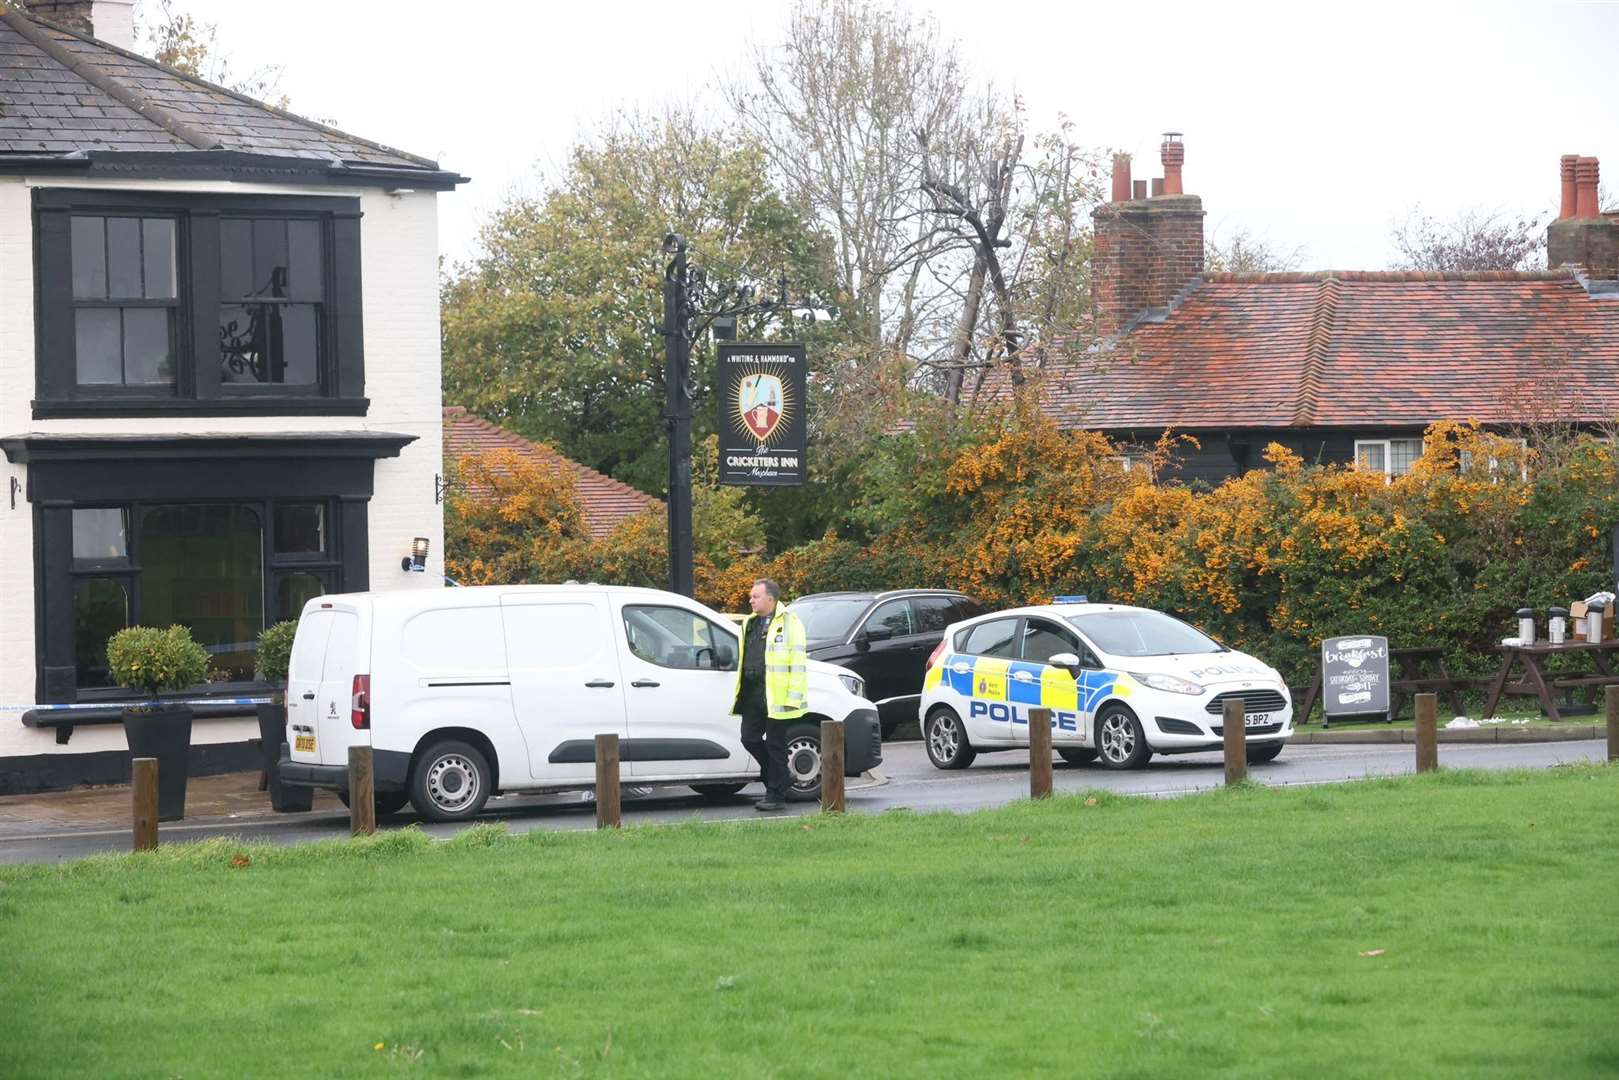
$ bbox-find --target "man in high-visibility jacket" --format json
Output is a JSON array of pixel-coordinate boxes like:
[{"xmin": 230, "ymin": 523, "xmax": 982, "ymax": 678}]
[{"xmin": 733, "ymin": 577, "xmax": 808, "ymax": 811}]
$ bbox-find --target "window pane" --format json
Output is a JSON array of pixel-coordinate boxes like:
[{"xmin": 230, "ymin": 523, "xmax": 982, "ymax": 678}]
[
  {"xmin": 71, "ymin": 215, "xmax": 106, "ymax": 299},
  {"xmin": 106, "ymin": 216, "xmax": 143, "ymax": 299},
  {"xmin": 72, "ymin": 508, "xmax": 128, "ymax": 562},
  {"xmin": 275, "ymin": 503, "xmax": 326, "ymax": 554},
  {"xmin": 1356, "ymin": 443, "xmax": 1386, "ymax": 472},
  {"xmin": 253, "ymin": 218, "xmax": 289, "ymax": 297},
  {"xmin": 220, "ymin": 218, "xmax": 253, "ymax": 298},
  {"xmin": 622, "ymin": 605, "xmax": 733, "ymax": 670},
  {"xmin": 142, "ymin": 219, "xmax": 176, "ymax": 299},
  {"xmin": 287, "ymin": 219, "xmax": 323, "ymax": 301},
  {"xmin": 122, "ymin": 308, "xmax": 173, "ymax": 386},
  {"xmin": 219, "ymin": 303, "xmax": 320, "ymax": 385},
  {"xmin": 1021, "ymin": 621, "xmax": 1078, "ymax": 664},
  {"xmin": 866, "ymin": 599, "xmax": 913, "ymax": 637},
  {"xmin": 961, "ymin": 618, "xmax": 1019, "ymax": 658},
  {"xmin": 74, "ymin": 578, "xmax": 129, "ymax": 689},
  {"xmin": 277, "ymin": 303, "xmax": 319, "ymax": 385},
  {"xmin": 1390, "ymin": 438, "xmax": 1422, "ymax": 476},
  {"xmin": 75, "ymin": 308, "xmax": 122, "ymax": 384},
  {"xmin": 139, "ymin": 505, "xmax": 264, "ymax": 682},
  {"xmin": 276, "ymin": 572, "xmax": 328, "ymax": 622},
  {"xmin": 219, "ymin": 303, "xmax": 258, "ymax": 382},
  {"xmin": 912, "ymin": 596, "xmax": 958, "ymax": 633}
]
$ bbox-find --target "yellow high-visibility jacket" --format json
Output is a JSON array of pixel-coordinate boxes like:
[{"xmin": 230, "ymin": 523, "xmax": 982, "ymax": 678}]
[{"xmin": 731, "ymin": 606, "xmax": 809, "ymax": 720}]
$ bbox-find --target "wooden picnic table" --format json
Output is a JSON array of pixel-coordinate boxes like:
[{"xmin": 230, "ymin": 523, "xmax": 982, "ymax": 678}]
[{"xmin": 1479, "ymin": 639, "xmax": 1619, "ymax": 723}]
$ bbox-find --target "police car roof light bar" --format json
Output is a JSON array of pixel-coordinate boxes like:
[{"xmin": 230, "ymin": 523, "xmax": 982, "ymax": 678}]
[{"xmin": 1054, "ymin": 595, "xmax": 1089, "ymax": 604}]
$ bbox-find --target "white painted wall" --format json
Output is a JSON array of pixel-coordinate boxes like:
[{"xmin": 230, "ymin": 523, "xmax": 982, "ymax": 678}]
[{"xmin": 0, "ymin": 176, "xmax": 446, "ymax": 765}]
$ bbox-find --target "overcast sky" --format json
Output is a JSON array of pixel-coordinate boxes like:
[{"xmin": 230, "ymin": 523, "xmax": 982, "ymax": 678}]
[{"xmin": 170, "ymin": 0, "xmax": 1619, "ymax": 271}]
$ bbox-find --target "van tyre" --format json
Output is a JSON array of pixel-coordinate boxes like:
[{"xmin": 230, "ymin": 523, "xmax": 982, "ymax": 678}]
[
  {"xmin": 1057, "ymin": 747, "xmax": 1098, "ymax": 766},
  {"xmin": 1246, "ymin": 741, "xmax": 1285, "ymax": 764},
  {"xmin": 784, "ymin": 722, "xmax": 823, "ymax": 803},
  {"xmin": 690, "ymin": 782, "xmax": 748, "ymax": 801},
  {"xmin": 409, "ymin": 740, "xmax": 492, "ymax": 822},
  {"xmin": 1096, "ymin": 704, "xmax": 1153, "ymax": 770},
  {"xmin": 924, "ymin": 706, "xmax": 976, "ymax": 770}
]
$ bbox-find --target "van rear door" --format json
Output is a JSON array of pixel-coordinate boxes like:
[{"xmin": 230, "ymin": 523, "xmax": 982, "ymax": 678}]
[
  {"xmin": 286, "ymin": 603, "xmax": 367, "ymax": 767},
  {"xmin": 284, "ymin": 609, "xmax": 332, "ymax": 764}
]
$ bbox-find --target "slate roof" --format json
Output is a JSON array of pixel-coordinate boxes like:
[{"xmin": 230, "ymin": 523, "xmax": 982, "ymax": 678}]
[
  {"xmin": 442, "ymin": 407, "xmax": 661, "ymax": 540},
  {"xmin": 1022, "ymin": 271, "xmax": 1619, "ymax": 431},
  {"xmin": 0, "ymin": 7, "xmax": 439, "ymax": 170}
]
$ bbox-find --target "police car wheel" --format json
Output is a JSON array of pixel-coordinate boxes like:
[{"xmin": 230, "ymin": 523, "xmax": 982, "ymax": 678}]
[
  {"xmin": 1057, "ymin": 747, "xmax": 1098, "ymax": 766},
  {"xmin": 409, "ymin": 739, "xmax": 492, "ymax": 822},
  {"xmin": 690, "ymin": 782, "xmax": 748, "ymax": 801},
  {"xmin": 924, "ymin": 707, "xmax": 977, "ymax": 770},
  {"xmin": 1246, "ymin": 741, "xmax": 1284, "ymax": 764},
  {"xmin": 784, "ymin": 722, "xmax": 822, "ymax": 802},
  {"xmin": 1095, "ymin": 705, "xmax": 1153, "ymax": 770}
]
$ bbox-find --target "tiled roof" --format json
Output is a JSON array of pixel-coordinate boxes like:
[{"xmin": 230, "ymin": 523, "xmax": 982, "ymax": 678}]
[
  {"xmin": 0, "ymin": 8, "xmax": 437, "ymax": 169},
  {"xmin": 1024, "ymin": 271, "xmax": 1619, "ymax": 430},
  {"xmin": 442, "ymin": 407, "xmax": 661, "ymax": 540}
]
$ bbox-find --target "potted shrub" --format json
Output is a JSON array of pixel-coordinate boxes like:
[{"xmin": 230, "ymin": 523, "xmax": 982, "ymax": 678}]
[
  {"xmin": 255, "ymin": 619, "xmax": 312, "ymax": 812},
  {"xmin": 107, "ymin": 625, "xmax": 210, "ymax": 822}
]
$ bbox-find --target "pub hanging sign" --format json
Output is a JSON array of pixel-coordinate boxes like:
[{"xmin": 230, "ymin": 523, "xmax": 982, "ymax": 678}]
[{"xmin": 717, "ymin": 342, "xmax": 807, "ymax": 486}]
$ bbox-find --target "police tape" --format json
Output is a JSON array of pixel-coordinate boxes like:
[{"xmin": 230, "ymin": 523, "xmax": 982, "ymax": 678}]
[{"xmin": 0, "ymin": 697, "xmax": 274, "ymax": 713}]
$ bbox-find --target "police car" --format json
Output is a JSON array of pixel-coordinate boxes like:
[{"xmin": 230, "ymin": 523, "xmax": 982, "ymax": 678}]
[{"xmin": 918, "ymin": 598, "xmax": 1292, "ymax": 770}]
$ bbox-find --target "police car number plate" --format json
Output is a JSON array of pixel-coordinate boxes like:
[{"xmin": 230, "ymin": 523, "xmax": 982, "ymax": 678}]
[
  {"xmin": 295, "ymin": 734, "xmax": 316, "ymax": 753},
  {"xmin": 1244, "ymin": 713, "xmax": 1271, "ymax": 727}
]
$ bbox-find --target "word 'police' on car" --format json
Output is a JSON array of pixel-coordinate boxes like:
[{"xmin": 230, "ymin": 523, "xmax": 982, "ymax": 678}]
[{"xmin": 918, "ymin": 598, "xmax": 1293, "ymax": 770}]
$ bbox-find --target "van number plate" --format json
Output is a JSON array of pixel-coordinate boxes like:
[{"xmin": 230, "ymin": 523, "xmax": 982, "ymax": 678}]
[{"xmin": 295, "ymin": 734, "xmax": 316, "ymax": 753}]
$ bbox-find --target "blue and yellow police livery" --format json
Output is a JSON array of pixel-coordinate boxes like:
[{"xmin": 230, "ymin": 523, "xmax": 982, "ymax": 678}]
[{"xmin": 918, "ymin": 599, "xmax": 1293, "ymax": 771}]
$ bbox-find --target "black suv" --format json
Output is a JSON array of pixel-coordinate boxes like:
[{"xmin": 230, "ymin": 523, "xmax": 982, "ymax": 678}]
[{"xmin": 794, "ymin": 589, "xmax": 985, "ymax": 738}]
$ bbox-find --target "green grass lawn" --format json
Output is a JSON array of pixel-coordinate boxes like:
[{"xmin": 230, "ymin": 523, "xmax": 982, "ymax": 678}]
[{"xmin": 3, "ymin": 767, "xmax": 1617, "ymax": 1078}]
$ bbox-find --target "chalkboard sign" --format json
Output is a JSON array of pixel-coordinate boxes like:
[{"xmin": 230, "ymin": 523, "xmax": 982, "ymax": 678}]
[{"xmin": 1321, "ymin": 635, "xmax": 1390, "ymax": 718}]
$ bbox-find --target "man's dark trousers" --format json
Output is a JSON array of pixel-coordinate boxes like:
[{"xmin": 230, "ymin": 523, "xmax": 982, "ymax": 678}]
[{"xmin": 740, "ymin": 691, "xmax": 789, "ymax": 803}]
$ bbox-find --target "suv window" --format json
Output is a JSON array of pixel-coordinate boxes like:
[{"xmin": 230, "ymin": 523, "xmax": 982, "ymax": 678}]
[
  {"xmin": 958, "ymin": 618, "xmax": 1019, "ymax": 659},
  {"xmin": 623, "ymin": 605, "xmax": 737, "ymax": 670},
  {"xmin": 1020, "ymin": 618, "xmax": 1081, "ymax": 665},
  {"xmin": 912, "ymin": 595, "xmax": 958, "ymax": 633},
  {"xmin": 865, "ymin": 598, "xmax": 914, "ymax": 637}
]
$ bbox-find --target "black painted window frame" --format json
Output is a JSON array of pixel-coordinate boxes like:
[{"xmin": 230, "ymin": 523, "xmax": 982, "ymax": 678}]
[{"xmin": 33, "ymin": 189, "xmax": 367, "ymax": 418}]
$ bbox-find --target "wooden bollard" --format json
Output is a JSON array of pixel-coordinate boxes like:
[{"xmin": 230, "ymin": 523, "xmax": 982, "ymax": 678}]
[
  {"xmin": 1029, "ymin": 707, "xmax": 1053, "ymax": 799},
  {"xmin": 349, "ymin": 745, "xmax": 376, "ymax": 837},
  {"xmin": 594, "ymin": 733, "xmax": 621, "ymax": 829},
  {"xmin": 132, "ymin": 757, "xmax": 159, "ymax": 852},
  {"xmin": 820, "ymin": 719, "xmax": 846, "ymax": 813},
  {"xmin": 1223, "ymin": 698, "xmax": 1247, "ymax": 785},
  {"xmin": 1414, "ymin": 692, "xmax": 1438, "ymax": 773},
  {"xmin": 1607, "ymin": 685, "xmax": 1619, "ymax": 764}
]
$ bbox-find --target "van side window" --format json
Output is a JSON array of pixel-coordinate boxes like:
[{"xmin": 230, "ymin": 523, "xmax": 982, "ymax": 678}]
[{"xmin": 623, "ymin": 605, "xmax": 737, "ymax": 670}]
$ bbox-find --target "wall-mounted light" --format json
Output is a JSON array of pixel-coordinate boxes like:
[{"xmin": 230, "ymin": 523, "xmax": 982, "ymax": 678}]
[{"xmin": 402, "ymin": 536, "xmax": 429, "ymax": 572}]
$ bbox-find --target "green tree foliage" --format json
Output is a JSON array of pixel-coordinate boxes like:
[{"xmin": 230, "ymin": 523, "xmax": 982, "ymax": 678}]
[{"xmin": 440, "ymin": 109, "xmax": 840, "ymax": 497}]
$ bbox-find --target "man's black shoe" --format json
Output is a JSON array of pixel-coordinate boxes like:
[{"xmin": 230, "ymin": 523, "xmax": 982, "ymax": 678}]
[{"xmin": 755, "ymin": 798, "xmax": 785, "ymax": 812}]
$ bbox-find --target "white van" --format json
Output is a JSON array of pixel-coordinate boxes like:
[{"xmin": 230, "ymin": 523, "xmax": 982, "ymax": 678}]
[{"xmin": 276, "ymin": 585, "xmax": 882, "ymax": 821}]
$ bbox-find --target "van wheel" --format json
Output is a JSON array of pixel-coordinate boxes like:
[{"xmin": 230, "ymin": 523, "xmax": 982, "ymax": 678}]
[
  {"xmin": 690, "ymin": 782, "xmax": 748, "ymax": 801},
  {"xmin": 409, "ymin": 740, "xmax": 492, "ymax": 822},
  {"xmin": 784, "ymin": 722, "xmax": 823, "ymax": 803},
  {"xmin": 924, "ymin": 706, "xmax": 976, "ymax": 769},
  {"xmin": 337, "ymin": 789, "xmax": 411, "ymax": 818}
]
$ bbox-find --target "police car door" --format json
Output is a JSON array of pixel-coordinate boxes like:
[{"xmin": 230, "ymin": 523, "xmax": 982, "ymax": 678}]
[
  {"xmin": 1010, "ymin": 617, "xmax": 1086, "ymax": 747},
  {"xmin": 952, "ymin": 617, "xmax": 1022, "ymax": 745}
]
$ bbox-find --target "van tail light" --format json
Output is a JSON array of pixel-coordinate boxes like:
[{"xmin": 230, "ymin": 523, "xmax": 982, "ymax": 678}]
[
  {"xmin": 351, "ymin": 674, "xmax": 371, "ymax": 730},
  {"xmin": 926, "ymin": 638, "xmax": 950, "ymax": 669}
]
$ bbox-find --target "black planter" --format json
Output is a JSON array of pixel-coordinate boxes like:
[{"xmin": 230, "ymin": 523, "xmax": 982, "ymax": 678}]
[
  {"xmin": 257, "ymin": 702, "xmax": 313, "ymax": 812},
  {"xmin": 121, "ymin": 704, "xmax": 193, "ymax": 822}
]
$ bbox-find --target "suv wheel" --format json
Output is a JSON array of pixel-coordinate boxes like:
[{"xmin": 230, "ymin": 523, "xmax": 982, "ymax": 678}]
[{"xmin": 924, "ymin": 706, "xmax": 977, "ymax": 769}]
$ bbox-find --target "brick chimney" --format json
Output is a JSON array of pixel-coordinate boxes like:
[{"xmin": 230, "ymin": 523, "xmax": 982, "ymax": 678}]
[
  {"xmin": 1548, "ymin": 152, "xmax": 1618, "ymax": 279},
  {"xmin": 20, "ymin": 1, "xmax": 135, "ymax": 51},
  {"xmin": 1091, "ymin": 132, "xmax": 1205, "ymax": 337}
]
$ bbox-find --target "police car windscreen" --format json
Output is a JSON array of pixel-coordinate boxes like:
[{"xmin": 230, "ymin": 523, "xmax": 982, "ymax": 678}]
[
  {"xmin": 1065, "ymin": 611, "xmax": 1221, "ymax": 657},
  {"xmin": 793, "ymin": 598, "xmax": 873, "ymax": 641}
]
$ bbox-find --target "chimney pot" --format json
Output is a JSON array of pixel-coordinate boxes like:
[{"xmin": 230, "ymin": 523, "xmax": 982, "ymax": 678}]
[
  {"xmin": 1559, "ymin": 155, "xmax": 1579, "ymax": 220},
  {"xmin": 1151, "ymin": 177, "xmax": 1165, "ymax": 197},
  {"xmin": 1132, "ymin": 179, "xmax": 1147, "ymax": 200},
  {"xmin": 1110, "ymin": 153, "xmax": 1133, "ymax": 203},
  {"xmin": 1575, "ymin": 157, "xmax": 1600, "ymax": 218},
  {"xmin": 1160, "ymin": 132, "xmax": 1185, "ymax": 196}
]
